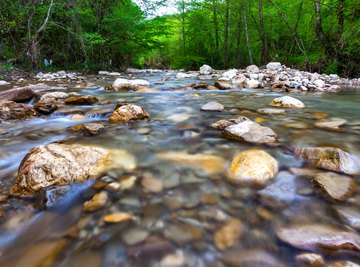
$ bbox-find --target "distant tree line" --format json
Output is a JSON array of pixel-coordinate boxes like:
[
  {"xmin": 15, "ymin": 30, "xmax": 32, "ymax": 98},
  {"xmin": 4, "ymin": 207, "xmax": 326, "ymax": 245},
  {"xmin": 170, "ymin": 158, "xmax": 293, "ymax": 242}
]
[{"xmin": 0, "ymin": 0, "xmax": 359, "ymax": 76}]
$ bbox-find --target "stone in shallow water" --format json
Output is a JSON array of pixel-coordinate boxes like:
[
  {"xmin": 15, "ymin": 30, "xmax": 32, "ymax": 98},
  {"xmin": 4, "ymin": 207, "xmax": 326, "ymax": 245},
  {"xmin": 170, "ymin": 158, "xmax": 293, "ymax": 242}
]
[
  {"xmin": 269, "ymin": 96, "xmax": 305, "ymax": 108},
  {"xmin": 164, "ymin": 224, "xmax": 202, "ymax": 246},
  {"xmin": 327, "ymin": 261, "xmax": 360, "ymax": 267},
  {"xmin": 222, "ymin": 249, "xmax": 285, "ymax": 267},
  {"xmin": 157, "ymin": 151, "xmax": 226, "ymax": 175},
  {"xmin": 315, "ymin": 118, "xmax": 347, "ymax": 130},
  {"xmin": 227, "ymin": 150, "xmax": 278, "ymax": 188},
  {"xmin": 11, "ymin": 143, "xmax": 112, "ymax": 196},
  {"xmin": 313, "ymin": 172, "xmax": 357, "ymax": 201},
  {"xmin": 224, "ymin": 120, "xmax": 277, "ymax": 144},
  {"xmin": 0, "ymin": 100, "xmax": 37, "ymax": 121},
  {"xmin": 0, "ymin": 87, "xmax": 37, "ymax": 102},
  {"xmin": 109, "ymin": 103, "xmax": 149, "ymax": 123},
  {"xmin": 65, "ymin": 95, "xmax": 98, "ymax": 105},
  {"xmin": 295, "ymin": 147, "xmax": 360, "ymax": 175},
  {"xmin": 35, "ymin": 185, "xmax": 70, "ymax": 210},
  {"xmin": 334, "ymin": 206, "xmax": 360, "ymax": 230},
  {"xmin": 127, "ymin": 236, "xmax": 174, "ymax": 261},
  {"xmin": 258, "ymin": 171, "xmax": 303, "ymax": 208},
  {"xmin": 83, "ymin": 191, "xmax": 108, "ymax": 212},
  {"xmin": 112, "ymin": 78, "xmax": 150, "ymax": 91},
  {"xmin": 103, "ymin": 212, "xmax": 133, "ymax": 223},
  {"xmin": 214, "ymin": 219, "xmax": 244, "ymax": 250},
  {"xmin": 295, "ymin": 253, "xmax": 325, "ymax": 267},
  {"xmin": 246, "ymin": 79, "xmax": 260, "ymax": 88},
  {"xmin": 141, "ymin": 175, "xmax": 164, "ymax": 193},
  {"xmin": 257, "ymin": 108, "xmax": 286, "ymax": 115},
  {"xmin": 69, "ymin": 123, "xmax": 105, "ymax": 135},
  {"xmin": 122, "ymin": 227, "xmax": 150, "ymax": 246},
  {"xmin": 215, "ymin": 81, "xmax": 232, "ymax": 89},
  {"xmin": 34, "ymin": 92, "xmax": 69, "ymax": 114},
  {"xmin": 276, "ymin": 223, "xmax": 360, "ymax": 253},
  {"xmin": 200, "ymin": 101, "xmax": 225, "ymax": 111}
]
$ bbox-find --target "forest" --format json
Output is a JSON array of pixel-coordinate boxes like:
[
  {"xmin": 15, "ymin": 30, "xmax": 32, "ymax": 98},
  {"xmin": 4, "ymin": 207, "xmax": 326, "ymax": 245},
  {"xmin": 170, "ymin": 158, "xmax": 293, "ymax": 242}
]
[{"xmin": 0, "ymin": 0, "xmax": 359, "ymax": 77}]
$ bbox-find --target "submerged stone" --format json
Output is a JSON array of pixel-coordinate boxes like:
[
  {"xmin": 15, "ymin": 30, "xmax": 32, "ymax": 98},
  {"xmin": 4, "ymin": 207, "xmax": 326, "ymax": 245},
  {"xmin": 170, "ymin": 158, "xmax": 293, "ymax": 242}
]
[
  {"xmin": 200, "ymin": 101, "xmax": 225, "ymax": 111},
  {"xmin": 65, "ymin": 95, "xmax": 99, "ymax": 105},
  {"xmin": 109, "ymin": 103, "xmax": 149, "ymax": 123},
  {"xmin": 214, "ymin": 219, "xmax": 244, "ymax": 250}
]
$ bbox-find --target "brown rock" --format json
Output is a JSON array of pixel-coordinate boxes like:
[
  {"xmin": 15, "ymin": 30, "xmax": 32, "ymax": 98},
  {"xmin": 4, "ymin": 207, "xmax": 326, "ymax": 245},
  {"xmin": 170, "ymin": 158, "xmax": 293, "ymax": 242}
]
[
  {"xmin": 327, "ymin": 261, "xmax": 360, "ymax": 267},
  {"xmin": 313, "ymin": 172, "xmax": 357, "ymax": 201},
  {"xmin": 295, "ymin": 147, "xmax": 360, "ymax": 175},
  {"xmin": 164, "ymin": 224, "xmax": 202, "ymax": 246},
  {"xmin": 69, "ymin": 123, "xmax": 105, "ymax": 135},
  {"xmin": 222, "ymin": 249, "xmax": 286, "ymax": 267},
  {"xmin": 109, "ymin": 103, "xmax": 149, "ymax": 123},
  {"xmin": 315, "ymin": 118, "xmax": 347, "ymax": 131},
  {"xmin": 227, "ymin": 150, "xmax": 278, "ymax": 187},
  {"xmin": 157, "ymin": 151, "xmax": 226, "ymax": 175},
  {"xmin": 83, "ymin": 191, "xmax": 108, "ymax": 212},
  {"xmin": 276, "ymin": 223, "xmax": 360, "ymax": 253},
  {"xmin": 103, "ymin": 212, "xmax": 133, "ymax": 223},
  {"xmin": 11, "ymin": 143, "xmax": 111, "ymax": 196},
  {"xmin": 0, "ymin": 87, "xmax": 36, "ymax": 102},
  {"xmin": 0, "ymin": 100, "xmax": 37, "ymax": 121},
  {"xmin": 215, "ymin": 81, "xmax": 232, "ymax": 90},
  {"xmin": 65, "ymin": 95, "xmax": 99, "ymax": 105},
  {"xmin": 142, "ymin": 175, "xmax": 164, "ymax": 193},
  {"xmin": 34, "ymin": 92, "xmax": 68, "ymax": 114},
  {"xmin": 214, "ymin": 219, "xmax": 243, "ymax": 250},
  {"xmin": 296, "ymin": 253, "xmax": 325, "ymax": 267}
]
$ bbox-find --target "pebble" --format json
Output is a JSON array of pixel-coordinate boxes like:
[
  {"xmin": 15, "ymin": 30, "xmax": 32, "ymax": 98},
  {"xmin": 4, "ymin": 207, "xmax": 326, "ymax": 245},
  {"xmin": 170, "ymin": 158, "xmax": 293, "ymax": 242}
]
[
  {"xmin": 142, "ymin": 175, "xmax": 164, "ymax": 193},
  {"xmin": 122, "ymin": 227, "xmax": 150, "ymax": 245},
  {"xmin": 103, "ymin": 212, "xmax": 133, "ymax": 223},
  {"xmin": 83, "ymin": 192, "xmax": 108, "ymax": 212},
  {"xmin": 214, "ymin": 219, "xmax": 243, "ymax": 250}
]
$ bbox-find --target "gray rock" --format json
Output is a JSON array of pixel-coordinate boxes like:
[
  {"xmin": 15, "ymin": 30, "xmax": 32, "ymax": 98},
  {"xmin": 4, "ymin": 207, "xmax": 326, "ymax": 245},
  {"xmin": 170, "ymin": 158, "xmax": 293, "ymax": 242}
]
[
  {"xmin": 315, "ymin": 118, "xmax": 347, "ymax": 130},
  {"xmin": 257, "ymin": 108, "xmax": 286, "ymax": 115},
  {"xmin": 222, "ymin": 69, "xmax": 238, "ymax": 79},
  {"xmin": 224, "ymin": 120, "xmax": 277, "ymax": 144},
  {"xmin": 0, "ymin": 87, "xmax": 37, "ymax": 102},
  {"xmin": 314, "ymin": 79, "xmax": 325, "ymax": 88},
  {"xmin": 334, "ymin": 206, "xmax": 360, "ymax": 230},
  {"xmin": 200, "ymin": 101, "xmax": 225, "ymax": 111},
  {"xmin": 199, "ymin": 64, "xmax": 213, "ymax": 75},
  {"xmin": 246, "ymin": 64, "xmax": 260, "ymax": 74},
  {"xmin": 266, "ymin": 62, "xmax": 282, "ymax": 71}
]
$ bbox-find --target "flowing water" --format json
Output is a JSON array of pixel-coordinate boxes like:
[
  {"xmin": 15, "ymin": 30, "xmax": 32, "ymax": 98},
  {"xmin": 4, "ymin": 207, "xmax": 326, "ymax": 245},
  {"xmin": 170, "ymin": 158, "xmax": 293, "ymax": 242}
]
[{"xmin": 0, "ymin": 71, "xmax": 359, "ymax": 266}]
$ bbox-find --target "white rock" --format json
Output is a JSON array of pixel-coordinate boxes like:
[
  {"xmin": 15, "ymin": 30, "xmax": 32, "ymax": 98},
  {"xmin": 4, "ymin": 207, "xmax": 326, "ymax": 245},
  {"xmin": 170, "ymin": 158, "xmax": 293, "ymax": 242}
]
[
  {"xmin": 108, "ymin": 72, "xmax": 121, "ymax": 76},
  {"xmin": 250, "ymin": 74, "xmax": 259, "ymax": 80},
  {"xmin": 330, "ymin": 74, "xmax": 339, "ymax": 79},
  {"xmin": 98, "ymin": 71, "xmax": 110, "ymax": 75},
  {"xmin": 222, "ymin": 69, "xmax": 238, "ymax": 79},
  {"xmin": 200, "ymin": 101, "xmax": 225, "ymax": 111},
  {"xmin": 112, "ymin": 78, "xmax": 150, "ymax": 90},
  {"xmin": 314, "ymin": 79, "xmax": 325, "ymax": 88},
  {"xmin": 246, "ymin": 79, "xmax": 260, "ymax": 89},
  {"xmin": 246, "ymin": 65, "xmax": 260, "ymax": 74},
  {"xmin": 0, "ymin": 81, "xmax": 9, "ymax": 86},
  {"xmin": 176, "ymin": 73, "xmax": 193, "ymax": 79},
  {"xmin": 199, "ymin": 64, "xmax": 213, "ymax": 75},
  {"xmin": 266, "ymin": 62, "xmax": 282, "ymax": 71},
  {"xmin": 270, "ymin": 96, "xmax": 305, "ymax": 108},
  {"xmin": 232, "ymin": 74, "xmax": 246, "ymax": 85}
]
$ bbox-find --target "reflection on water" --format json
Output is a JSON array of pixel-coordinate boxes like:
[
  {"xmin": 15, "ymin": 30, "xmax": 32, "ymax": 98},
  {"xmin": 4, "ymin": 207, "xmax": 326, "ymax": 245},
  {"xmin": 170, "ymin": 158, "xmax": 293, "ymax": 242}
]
[{"xmin": 0, "ymin": 71, "xmax": 359, "ymax": 266}]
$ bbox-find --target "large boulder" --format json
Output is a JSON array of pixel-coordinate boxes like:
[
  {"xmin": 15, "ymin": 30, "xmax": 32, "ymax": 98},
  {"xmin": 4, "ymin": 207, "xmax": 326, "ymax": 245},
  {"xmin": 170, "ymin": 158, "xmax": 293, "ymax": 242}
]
[
  {"xmin": 227, "ymin": 150, "xmax": 278, "ymax": 187},
  {"xmin": 0, "ymin": 87, "xmax": 37, "ymax": 102},
  {"xmin": 112, "ymin": 78, "xmax": 150, "ymax": 91},
  {"xmin": 199, "ymin": 64, "xmax": 213, "ymax": 75},
  {"xmin": 295, "ymin": 147, "xmax": 360, "ymax": 175},
  {"xmin": 0, "ymin": 100, "xmax": 37, "ymax": 121},
  {"xmin": 266, "ymin": 62, "xmax": 282, "ymax": 71},
  {"xmin": 224, "ymin": 120, "xmax": 277, "ymax": 144},
  {"xmin": 11, "ymin": 143, "xmax": 112, "ymax": 196},
  {"xmin": 270, "ymin": 96, "xmax": 305, "ymax": 108},
  {"xmin": 34, "ymin": 92, "xmax": 69, "ymax": 114},
  {"xmin": 245, "ymin": 65, "xmax": 260, "ymax": 74},
  {"xmin": 109, "ymin": 103, "xmax": 149, "ymax": 123},
  {"xmin": 276, "ymin": 223, "xmax": 360, "ymax": 253}
]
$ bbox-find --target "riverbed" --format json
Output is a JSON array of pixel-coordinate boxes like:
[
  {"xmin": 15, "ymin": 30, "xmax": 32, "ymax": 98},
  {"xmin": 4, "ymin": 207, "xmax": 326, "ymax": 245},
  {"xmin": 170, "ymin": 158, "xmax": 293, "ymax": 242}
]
[{"xmin": 0, "ymin": 70, "xmax": 359, "ymax": 266}]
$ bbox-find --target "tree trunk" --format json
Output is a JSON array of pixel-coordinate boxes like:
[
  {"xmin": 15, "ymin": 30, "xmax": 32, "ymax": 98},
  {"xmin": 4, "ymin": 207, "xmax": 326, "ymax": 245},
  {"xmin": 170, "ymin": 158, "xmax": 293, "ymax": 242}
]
[
  {"xmin": 258, "ymin": 0, "xmax": 268, "ymax": 64},
  {"xmin": 224, "ymin": 0, "xmax": 230, "ymax": 68},
  {"xmin": 243, "ymin": 9, "xmax": 253, "ymax": 65},
  {"xmin": 181, "ymin": 0, "xmax": 186, "ymax": 55},
  {"xmin": 212, "ymin": 0, "xmax": 220, "ymax": 58}
]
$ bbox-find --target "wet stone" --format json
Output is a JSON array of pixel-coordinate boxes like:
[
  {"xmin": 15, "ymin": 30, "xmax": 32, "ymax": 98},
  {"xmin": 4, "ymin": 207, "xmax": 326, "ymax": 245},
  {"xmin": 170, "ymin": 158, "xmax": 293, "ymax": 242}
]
[
  {"xmin": 69, "ymin": 123, "xmax": 105, "ymax": 135},
  {"xmin": 315, "ymin": 118, "xmax": 347, "ymax": 130},
  {"xmin": 164, "ymin": 224, "xmax": 202, "ymax": 246},
  {"xmin": 257, "ymin": 108, "xmax": 286, "ymax": 115},
  {"xmin": 334, "ymin": 206, "xmax": 360, "ymax": 230},
  {"xmin": 0, "ymin": 100, "xmax": 37, "ymax": 121},
  {"xmin": 83, "ymin": 191, "xmax": 108, "ymax": 212},
  {"xmin": 65, "ymin": 95, "xmax": 99, "ymax": 105},
  {"xmin": 269, "ymin": 96, "xmax": 305, "ymax": 108},
  {"xmin": 127, "ymin": 236, "xmax": 174, "ymax": 261},
  {"xmin": 215, "ymin": 81, "xmax": 232, "ymax": 90},
  {"xmin": 200, "ymin": 101, "xmax": 225, "ymax": 112},
  {"xmin": 35, "ymin": 185, "xmax": 70, "ymax": 210},
  {"xmin": 276, "ymin": 223, "xmax": 360, "ymax": 253},
  {"xmin": 327, "ymin": 261, "xmax": 360, "ymax": 267},
  {"xmin": 109, "ymin": 103, "xmax": 149, "ymax": 123},
  {"xmin": 222, "ymin": 249, "xmax": 286, "ymax": 267},
  {"xmin": 122, "ymin": 227, "xmax": 150, "ymax": 246},
  {"xmin": 295, "ymin": 253, "xmax": 325, "ymax": 267},
  {"xmin": 142, "ymin": 174, "xmax": 164, "ymax": 193},
  {"xmin": 214, "ymin": 219, "xmax": 244, "ymax": 250},
  {"xmin": 103, "ymin": 212, "xmax": 133, "ymax": 223},
  {"xmin": 313, "ymin": 172, "xmax": 357, "ymax": 202},
  {"xmin": 227, "ymin": 150, "xmax": 278, "ymax": 188}
]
